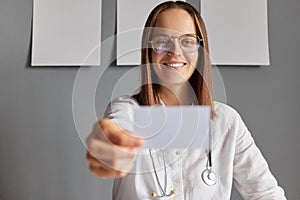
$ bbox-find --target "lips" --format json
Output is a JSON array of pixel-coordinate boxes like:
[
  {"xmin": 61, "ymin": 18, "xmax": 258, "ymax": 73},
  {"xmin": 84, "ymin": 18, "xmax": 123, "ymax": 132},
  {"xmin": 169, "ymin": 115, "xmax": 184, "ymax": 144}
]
[{"xmin": 163, "ymin": 62, "xmax": 187, "ymax": 70}]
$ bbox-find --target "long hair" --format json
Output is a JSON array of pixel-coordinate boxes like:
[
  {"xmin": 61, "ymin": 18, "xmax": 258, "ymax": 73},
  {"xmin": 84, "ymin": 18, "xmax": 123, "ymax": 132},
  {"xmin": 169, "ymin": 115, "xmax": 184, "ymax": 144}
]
[{"xmin": 135, "ymin": 1, "xmax": 214, "ymax": 113}]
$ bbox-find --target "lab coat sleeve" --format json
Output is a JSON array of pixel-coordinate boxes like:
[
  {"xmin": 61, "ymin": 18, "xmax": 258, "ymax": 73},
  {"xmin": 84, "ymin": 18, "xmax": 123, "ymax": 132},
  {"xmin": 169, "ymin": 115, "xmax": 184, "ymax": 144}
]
[
  {"xmin": 232, "ymin": 112, "xmax": 286, "ymax": 199},
  {"xmin": 103, "ymin": 95, "xmax": 139, "ymax": 132}
]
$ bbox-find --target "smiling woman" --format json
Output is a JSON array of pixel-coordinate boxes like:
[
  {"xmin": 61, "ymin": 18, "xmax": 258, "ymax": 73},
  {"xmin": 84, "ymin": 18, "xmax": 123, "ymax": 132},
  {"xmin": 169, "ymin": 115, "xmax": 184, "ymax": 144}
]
[
  {"xmin": 85, "ymin": 1, "xmax": 287, "ymax": 199},
  {"xmin": 149, "ymin": 8, "xmax": 200, "ymax": 105},
  {"xmin": 138, "ymin": 1, "xmax": 213, "ymax": 108}
]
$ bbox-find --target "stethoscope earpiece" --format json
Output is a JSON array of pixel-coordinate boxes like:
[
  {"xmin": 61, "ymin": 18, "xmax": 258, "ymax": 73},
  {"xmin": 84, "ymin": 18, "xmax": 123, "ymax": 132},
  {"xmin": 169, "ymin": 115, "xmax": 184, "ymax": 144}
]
[{"xmin": 202, "ymin": 168, "xmax": 217, "ymax": 186}]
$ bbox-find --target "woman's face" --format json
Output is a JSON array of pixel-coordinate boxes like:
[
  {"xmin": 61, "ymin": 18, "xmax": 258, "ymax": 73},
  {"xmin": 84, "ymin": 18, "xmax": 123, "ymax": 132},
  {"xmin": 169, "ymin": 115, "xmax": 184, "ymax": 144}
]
[{"xmin": 151, "ymin": 9, "xmax": 198, "ymax": 86}]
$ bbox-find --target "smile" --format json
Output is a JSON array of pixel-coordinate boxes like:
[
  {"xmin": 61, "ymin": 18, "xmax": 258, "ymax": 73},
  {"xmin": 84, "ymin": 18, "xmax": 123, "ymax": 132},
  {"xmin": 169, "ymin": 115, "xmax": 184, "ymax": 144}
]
[{"xmin": 163, "ymin": 62, "xmax": 187, "ymax": 70}]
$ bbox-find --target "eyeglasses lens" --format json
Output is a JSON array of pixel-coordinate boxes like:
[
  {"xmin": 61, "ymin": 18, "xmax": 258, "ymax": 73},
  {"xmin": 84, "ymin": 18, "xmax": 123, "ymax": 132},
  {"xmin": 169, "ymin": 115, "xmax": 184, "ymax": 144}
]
[{"xmin": 151, "ymin": 34, "xmax": 201, "ymax": 54}]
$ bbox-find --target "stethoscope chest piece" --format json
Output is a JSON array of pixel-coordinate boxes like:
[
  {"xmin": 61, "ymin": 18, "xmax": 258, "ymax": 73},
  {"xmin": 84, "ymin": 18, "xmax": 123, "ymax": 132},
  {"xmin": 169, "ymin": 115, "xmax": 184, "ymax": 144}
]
[{"xmin": 202, "ymin": 168, "xmax": 217, "ymax": 186}]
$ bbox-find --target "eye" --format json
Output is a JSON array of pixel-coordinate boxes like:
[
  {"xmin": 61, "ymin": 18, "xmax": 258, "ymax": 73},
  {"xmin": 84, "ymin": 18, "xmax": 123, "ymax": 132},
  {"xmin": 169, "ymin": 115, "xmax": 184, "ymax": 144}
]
[
  {"xmin": 151, "ymin": 36, "xmax": 171, "ymax": 53},
  {"xmin": 181, "ymin": 38, "xmax": 197, "ymax": 47},
  {"xmin": 154, "ymin": 38, "xmax": 169, "ymax": 46}
]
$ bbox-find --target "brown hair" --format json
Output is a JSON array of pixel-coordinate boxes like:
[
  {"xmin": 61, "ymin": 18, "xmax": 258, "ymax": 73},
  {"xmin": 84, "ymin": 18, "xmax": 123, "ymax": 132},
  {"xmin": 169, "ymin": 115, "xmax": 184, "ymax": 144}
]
[{"xmin": 134, "ymin": 1, "xmax": 214, "ymax": 112}]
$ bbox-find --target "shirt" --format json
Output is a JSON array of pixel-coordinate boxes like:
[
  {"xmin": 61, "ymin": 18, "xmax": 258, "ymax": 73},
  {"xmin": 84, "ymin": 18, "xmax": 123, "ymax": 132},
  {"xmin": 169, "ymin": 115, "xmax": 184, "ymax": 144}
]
[{"xmin": 103, "ymin": 96, "xmax": 286, "ymax": 200}]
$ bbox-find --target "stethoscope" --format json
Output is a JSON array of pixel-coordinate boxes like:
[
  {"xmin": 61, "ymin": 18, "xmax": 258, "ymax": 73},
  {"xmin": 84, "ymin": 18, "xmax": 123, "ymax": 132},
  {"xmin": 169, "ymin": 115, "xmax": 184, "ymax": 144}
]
[
  {"xmin": 150, "ymin": 101, "xmax": 217, "ymax": 198},
  {"xmin": 202, "ymin": 122, "xmax": 217, "ymax": 186}
]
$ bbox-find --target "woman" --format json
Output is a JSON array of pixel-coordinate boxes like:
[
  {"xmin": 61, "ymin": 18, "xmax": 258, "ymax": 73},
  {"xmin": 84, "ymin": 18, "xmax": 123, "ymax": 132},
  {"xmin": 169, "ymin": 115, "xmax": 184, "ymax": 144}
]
[{"xmin": 86, "ymin": 1, "xmax": 286, "ymax": 199}]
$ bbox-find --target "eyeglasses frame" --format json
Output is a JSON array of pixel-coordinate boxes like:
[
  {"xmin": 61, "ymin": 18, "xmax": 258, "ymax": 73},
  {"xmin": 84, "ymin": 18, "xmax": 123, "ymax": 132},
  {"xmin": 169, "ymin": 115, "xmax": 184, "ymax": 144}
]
[{"xmin": 148, "ymin": 33, "xmax": 203, "ymax": 54}]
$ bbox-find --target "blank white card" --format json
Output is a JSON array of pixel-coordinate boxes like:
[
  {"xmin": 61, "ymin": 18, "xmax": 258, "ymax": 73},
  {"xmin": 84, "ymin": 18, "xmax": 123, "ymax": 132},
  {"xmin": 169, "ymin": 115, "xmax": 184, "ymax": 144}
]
[
  {"xmin": 133, "ymin": 106, "xmax": 210, "ymax": 149},
  {"xmin": 32, "ymin": 0, "xmax": 101, "ymax": 66}
]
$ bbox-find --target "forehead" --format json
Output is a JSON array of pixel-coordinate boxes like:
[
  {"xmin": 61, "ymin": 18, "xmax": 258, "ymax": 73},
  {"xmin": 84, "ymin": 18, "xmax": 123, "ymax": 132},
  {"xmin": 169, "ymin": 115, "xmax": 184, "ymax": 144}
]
[{"xmin": 153, "ymin": 8, "xmax": 196, "ymax": 35}]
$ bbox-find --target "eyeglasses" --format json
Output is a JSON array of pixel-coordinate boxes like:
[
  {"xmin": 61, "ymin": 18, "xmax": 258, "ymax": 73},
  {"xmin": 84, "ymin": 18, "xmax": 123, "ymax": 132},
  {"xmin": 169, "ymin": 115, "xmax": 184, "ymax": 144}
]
[{"xmin": 148, "ymin": 33, "xmax": 202, "ymax": 54}]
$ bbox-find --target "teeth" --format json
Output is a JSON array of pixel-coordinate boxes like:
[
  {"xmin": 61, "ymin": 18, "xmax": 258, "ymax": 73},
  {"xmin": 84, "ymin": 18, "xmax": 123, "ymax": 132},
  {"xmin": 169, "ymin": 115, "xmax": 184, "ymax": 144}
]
[{"xmin": 167, "ymin": 63, "xmax": 184, "ymax": 68}]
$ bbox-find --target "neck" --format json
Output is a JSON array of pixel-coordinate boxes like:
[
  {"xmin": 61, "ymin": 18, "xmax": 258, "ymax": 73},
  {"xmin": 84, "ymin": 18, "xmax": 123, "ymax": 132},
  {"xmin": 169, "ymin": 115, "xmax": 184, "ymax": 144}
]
[{"xmin": 159, "ymin": 82, "xmax": 196, "ymax": 106}]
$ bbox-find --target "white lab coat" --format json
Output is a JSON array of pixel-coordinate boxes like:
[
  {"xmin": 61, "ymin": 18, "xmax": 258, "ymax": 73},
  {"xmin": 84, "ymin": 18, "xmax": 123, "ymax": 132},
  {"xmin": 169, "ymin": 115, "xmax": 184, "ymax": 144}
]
[{"xmin": 103, "ymin": 96, "xmax": 286, "ymax": 200}]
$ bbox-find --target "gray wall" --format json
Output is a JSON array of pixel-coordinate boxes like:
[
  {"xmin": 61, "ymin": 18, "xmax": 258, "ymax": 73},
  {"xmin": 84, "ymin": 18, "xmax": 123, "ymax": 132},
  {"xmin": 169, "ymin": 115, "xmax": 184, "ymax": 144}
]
[{"xmin": 0, "ymin": 0, "xmax": 299, "ymax": 199}]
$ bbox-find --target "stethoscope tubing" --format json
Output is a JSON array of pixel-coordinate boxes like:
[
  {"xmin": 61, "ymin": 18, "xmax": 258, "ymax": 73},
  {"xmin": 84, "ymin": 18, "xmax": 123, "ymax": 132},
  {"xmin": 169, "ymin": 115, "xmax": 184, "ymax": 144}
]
[
  {"xmin": 202, "ymin": 120, "xmax": 217, "ymax": 186},
  {"xmin": 152, "ymin": 102, "xmax": 217, "ymax": 199}
]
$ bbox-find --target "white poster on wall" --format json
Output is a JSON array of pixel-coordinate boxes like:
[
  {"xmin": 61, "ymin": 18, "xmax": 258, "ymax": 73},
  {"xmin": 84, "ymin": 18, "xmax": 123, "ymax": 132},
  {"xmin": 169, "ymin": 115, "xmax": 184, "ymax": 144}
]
[
  {"xmin": 32, "ymin": 0, "xmax": 101, "ymax": 66},
  {"xmin": 201, "ymin": 0, "xmax": 269, "ymax": 65},
  {"xmin": 117, "ymin": 0, "xmax": 186, "ymax": 66}
]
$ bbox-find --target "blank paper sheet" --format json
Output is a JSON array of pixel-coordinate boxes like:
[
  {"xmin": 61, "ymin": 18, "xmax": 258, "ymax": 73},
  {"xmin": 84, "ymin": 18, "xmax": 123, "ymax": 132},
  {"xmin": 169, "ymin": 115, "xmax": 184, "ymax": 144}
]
[
  {"xmin": 201, "ymin": 0, "xmax": 270, "ymax": 65},
  {"xmin": 32, "ymin": 0, "xmax": 101, "ymax": 66}
]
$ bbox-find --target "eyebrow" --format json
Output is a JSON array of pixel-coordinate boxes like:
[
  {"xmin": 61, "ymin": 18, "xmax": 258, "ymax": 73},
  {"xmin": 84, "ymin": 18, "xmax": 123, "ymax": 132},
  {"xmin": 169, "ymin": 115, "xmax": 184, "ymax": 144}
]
[{"xmin": 151, "ymin": 33, "xmax": 197, "ymax": 37}]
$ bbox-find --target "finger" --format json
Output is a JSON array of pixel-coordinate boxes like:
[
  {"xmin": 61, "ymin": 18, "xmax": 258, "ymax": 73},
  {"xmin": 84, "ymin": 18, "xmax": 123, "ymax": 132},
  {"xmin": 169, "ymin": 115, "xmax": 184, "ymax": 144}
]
[
  {"xmin": 86, "ymin": 152, "xmax": 134, "ymax": 172},
  {"xmin": 87, "ymin": 152, "xmax": 133, "ymax": 177},
  {"xmin": 87, "ymin": 139, "xmax": 137, "ymax": 161},
  {"xmin": 111, "ymin": 158, "xmax": 135, "ymax": 172},
  {"xmin": 89, "ymin": 158, "xmax": 135, "ymax": 173},
  {"xmin": 89, "ymin": 165, "xmax": 127, "ymax": 179},
  {"xmin": 86, "ymin": 152, "xmax": 119, "ymax": 169},
  {"xmin": 99, "ymin": 118, "xmax": 144, "ymax": 147}
]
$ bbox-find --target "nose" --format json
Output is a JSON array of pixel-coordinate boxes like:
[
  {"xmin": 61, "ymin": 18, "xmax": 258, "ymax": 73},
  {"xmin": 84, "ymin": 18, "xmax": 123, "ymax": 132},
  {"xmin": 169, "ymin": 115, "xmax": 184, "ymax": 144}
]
[{"xmin": 167, "ymin": 38, "xmax": 183, "ymax": 56}]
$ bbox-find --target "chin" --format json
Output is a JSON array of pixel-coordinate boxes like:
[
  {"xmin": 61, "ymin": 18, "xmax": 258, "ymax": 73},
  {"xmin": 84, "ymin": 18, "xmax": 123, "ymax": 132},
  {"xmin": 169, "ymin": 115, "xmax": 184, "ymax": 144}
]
[{"xmin": 159, "ymin": 77, "xmax": 190, "ymax": 87}]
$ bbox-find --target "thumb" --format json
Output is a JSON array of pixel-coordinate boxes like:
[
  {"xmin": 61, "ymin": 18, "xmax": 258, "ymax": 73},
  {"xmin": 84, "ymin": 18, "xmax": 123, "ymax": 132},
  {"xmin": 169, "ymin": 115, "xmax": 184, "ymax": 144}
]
[{"xmin": 100, "ymin": 118, "xmax": 144, "ymax": 147}]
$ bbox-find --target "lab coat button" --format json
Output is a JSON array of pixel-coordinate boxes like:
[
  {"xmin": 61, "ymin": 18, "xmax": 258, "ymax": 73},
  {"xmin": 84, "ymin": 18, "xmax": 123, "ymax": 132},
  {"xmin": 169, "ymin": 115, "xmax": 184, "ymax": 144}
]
[{"xmin": 176, "ymin": 151, "xmax": 181, "ymax": 156}]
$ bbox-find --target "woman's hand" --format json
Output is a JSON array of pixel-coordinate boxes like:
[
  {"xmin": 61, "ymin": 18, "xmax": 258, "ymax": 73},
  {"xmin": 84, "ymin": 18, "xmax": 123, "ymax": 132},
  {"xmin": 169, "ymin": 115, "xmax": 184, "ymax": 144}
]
[{"xmin": 86, "ymin": 118, "xmax": 143, "ymax": 178}]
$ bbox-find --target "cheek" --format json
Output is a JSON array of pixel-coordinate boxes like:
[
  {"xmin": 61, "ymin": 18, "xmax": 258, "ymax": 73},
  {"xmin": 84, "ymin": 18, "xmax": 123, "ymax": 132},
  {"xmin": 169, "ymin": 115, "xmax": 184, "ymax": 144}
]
[
  {"xmin": 151, "ymin": 52, "xmax": 160, "ymax": 63},
  {"xmin": 185, "ymin": 52, "xmax": 198, "ymax": 70},
  {"xmin": 193, "ymin": 56, "xmax": 198, "ymax": 68},
  {"xmin": 185, "ymin": 53, "xmax": 198, "ymax": 79}
]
